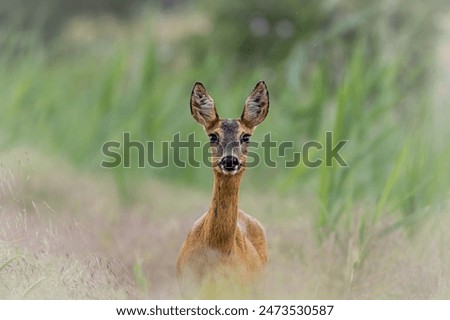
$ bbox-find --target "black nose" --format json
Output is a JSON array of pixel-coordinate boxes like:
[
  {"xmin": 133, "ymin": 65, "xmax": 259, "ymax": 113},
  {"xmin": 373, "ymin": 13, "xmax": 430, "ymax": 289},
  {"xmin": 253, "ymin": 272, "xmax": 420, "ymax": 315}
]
[{"xmin": 221, "ymin": 156, "xmax": 240, "ymax": 171}]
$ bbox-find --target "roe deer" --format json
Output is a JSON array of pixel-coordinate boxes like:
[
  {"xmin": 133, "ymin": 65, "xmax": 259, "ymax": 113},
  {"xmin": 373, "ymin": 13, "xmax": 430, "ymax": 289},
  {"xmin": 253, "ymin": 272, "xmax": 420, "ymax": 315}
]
[{"xmin": 176, "ymin": 81, "xmax": 269, "ymax": 297}]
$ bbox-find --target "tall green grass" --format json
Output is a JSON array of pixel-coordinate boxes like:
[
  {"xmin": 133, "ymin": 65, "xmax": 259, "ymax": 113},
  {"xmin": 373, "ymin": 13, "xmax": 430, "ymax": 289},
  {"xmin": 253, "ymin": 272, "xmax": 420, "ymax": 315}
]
[{"xmin": 1, "ymin": 3, "xmax": 448, "ymax": 270}]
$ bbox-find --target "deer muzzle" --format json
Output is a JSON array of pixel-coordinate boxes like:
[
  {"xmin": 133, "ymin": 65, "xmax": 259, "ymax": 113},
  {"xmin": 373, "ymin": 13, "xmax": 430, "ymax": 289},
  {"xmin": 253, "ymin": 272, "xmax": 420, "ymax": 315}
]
[{"xmin": 220, "ymin": 155, "xmax": 241, "ymax": 174}]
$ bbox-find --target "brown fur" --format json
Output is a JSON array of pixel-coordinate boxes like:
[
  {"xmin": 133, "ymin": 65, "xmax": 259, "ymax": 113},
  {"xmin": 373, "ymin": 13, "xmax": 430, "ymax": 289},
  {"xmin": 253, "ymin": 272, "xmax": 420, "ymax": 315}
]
[{"xmin": 176, "ymin": 81, "xmax": 269, "ymax": 297}]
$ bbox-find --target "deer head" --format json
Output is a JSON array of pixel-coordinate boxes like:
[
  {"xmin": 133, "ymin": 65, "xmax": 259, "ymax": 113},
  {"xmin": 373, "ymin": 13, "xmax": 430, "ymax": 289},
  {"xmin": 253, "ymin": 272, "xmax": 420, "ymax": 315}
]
[{"xmin": 190, "ymin": 81, "xmax": 269, "ymax": 176}]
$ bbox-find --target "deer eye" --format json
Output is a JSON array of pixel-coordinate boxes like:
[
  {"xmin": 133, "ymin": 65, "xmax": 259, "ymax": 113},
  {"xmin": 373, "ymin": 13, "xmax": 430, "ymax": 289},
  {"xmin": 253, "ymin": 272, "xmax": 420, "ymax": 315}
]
[
  {"xmin": 241, "ymin": 134, "xmax": 251, "ymax": 144},
  {"xmin": 209, "ymin": 133, "xmax": 219, "ymax": 144}
]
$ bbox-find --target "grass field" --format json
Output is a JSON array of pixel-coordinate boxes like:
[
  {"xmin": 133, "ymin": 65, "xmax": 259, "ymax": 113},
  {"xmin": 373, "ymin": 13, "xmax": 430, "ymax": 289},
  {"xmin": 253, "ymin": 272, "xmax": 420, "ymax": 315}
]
[
  {"xmin": 1, "ymin": 149, "xmax": 449, "ymax": 299},
  {"xmin": 1, "ymin": 2, "xmax": 449, "ymax": 299}
]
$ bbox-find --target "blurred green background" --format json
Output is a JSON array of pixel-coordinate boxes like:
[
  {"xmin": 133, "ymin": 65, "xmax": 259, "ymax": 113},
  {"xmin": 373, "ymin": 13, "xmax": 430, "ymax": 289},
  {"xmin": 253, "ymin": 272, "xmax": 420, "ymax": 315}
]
[{"xmin": 1, "ymin": 0, "xmax": 450, "ymax": 298}]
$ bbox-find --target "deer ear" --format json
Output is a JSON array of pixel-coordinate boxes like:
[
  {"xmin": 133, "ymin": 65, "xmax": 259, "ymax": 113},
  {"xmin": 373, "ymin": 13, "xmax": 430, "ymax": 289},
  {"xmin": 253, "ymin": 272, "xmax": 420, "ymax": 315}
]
[
  {"xmin": 241, "ymin": 81, "xmax": 269, "ymax": 128},
  {"xmin": 190, "ymin": 82, "xmax": 219, "ymax": 128}
]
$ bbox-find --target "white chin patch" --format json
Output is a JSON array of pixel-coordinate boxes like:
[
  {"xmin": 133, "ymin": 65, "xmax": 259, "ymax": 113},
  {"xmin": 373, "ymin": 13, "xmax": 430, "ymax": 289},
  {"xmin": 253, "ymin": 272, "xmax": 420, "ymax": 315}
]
[{"xmin": 220, "ymin": 166, "xmax": 239, "ymax": 175}]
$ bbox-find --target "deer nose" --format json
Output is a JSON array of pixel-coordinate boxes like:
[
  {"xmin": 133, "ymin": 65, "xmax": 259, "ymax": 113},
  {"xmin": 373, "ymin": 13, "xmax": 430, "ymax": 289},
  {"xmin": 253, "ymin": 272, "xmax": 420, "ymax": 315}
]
[{"xmin": 221, "ymin": 156, "xmax": 240, "ymax": 171}]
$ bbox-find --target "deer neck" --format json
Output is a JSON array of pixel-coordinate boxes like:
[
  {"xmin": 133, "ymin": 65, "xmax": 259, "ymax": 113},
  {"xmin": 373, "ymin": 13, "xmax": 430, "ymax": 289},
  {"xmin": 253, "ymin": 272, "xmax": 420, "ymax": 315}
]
[{"xmin": 204, "ymin": 170, "xmax": 243, "ymax": 252}]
